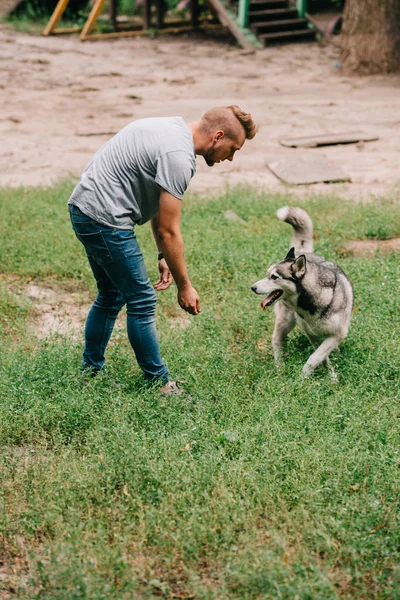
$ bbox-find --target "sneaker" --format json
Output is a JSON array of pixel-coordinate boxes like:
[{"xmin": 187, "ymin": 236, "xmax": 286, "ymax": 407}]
[{"xmin": 159, "ymin": 381, "xmax": 187, "ymax": 397}]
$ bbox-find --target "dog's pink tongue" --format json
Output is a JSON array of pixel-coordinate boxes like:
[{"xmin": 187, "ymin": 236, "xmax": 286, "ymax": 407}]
[{"xmin": 261, "ymin": 297, "xmax": 270, "ymax": 311}]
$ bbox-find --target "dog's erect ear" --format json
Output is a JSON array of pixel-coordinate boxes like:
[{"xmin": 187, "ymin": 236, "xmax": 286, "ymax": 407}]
[
  {"xmin": 285, "ymin": 247, "xmax": 296, "ymax": 260},
  {"xmin": 291, "ymin": 255, "xmax": 306, "ymax": 278}
]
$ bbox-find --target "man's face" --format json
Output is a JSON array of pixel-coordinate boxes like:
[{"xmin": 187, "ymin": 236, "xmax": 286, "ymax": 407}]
[{"xmin": 203, "ymin": 129, "xmax": 246, "ymax": 167}]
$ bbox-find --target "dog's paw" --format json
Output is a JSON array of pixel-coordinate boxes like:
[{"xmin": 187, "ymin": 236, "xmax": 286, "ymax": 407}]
[
  {"xmin": 302, "ymin": 365, "xmax": 314, "ymax": 378},
  {"xmin": 329, "ymin": 372, "xmax": 339, "ymax": 385}
]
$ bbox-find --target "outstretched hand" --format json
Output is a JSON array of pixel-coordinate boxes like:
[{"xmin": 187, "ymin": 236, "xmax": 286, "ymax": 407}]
[
  {"xmin": 154, "ymin": 258, "xmax": 173, "ymax": 291},
  {"xmin": 178, "ymin": 284, "xmax": 201, "ymax": 316}
]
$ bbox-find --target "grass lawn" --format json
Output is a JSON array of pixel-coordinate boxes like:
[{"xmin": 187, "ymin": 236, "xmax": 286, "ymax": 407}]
[{"xmin": 0, "ymin": 182, "xmax": 399, "ymax": 599}]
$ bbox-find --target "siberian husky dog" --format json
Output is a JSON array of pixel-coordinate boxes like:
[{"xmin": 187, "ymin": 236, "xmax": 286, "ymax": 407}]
[{"xmin": 251, "ymin": 206, "xmax": 353, "ymax": 380}]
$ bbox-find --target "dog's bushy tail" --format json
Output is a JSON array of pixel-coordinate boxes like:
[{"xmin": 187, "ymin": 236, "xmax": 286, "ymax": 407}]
[{"xmin": 276, "ymin": 206, "xmax": 313, "ymax": 253}]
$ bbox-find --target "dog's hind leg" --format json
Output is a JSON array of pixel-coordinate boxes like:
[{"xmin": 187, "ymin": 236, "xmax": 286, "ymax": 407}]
[
  {"xmin": 272, "ymin": 303, "xmax": 296, "ymax": 364},
  {"xmin": 302, "ymin": 335, "xmax": 344, "ymax": 378},
  {"xmin": 325, "ymin": 357, "xmax": 338, "ymax": 383}
]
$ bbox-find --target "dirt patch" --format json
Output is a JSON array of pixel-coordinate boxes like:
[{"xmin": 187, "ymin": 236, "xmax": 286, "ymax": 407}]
[
  {"xmin": 0, "ymin": 24, "xmax": 399, "ymax": 201},
  {"xmin": 162, "ymin": 306, "xmax": 192, "ymax": 330},
  {"xmin": 168, "ymin": 314, "xmax": 192, "ymax": 330},
  {"xmin": 343, "ymin": 237, "xmax": 400, "ymax": 257},
  {"xmin": 25, "ymin": 283, "xmax": 91, "ymax": 338},
  {"xmin": 7, "ymin": 280, "xmax": 189, "ymax": 339}
]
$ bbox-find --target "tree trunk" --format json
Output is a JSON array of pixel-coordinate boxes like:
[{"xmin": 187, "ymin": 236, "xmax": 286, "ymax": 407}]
[{"xmin": 340, "ymin": 0, "xmax": 400, "ymax": 74}]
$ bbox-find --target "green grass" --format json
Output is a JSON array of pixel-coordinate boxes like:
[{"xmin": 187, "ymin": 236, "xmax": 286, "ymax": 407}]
[{"xmin": 0, "ymin": 183, "xmax": 399, "ymax": 599}]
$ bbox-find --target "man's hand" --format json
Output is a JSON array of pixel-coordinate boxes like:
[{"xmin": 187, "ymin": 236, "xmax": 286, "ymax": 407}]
[
  {"xmin": 154, "ymin": 258, "xmax": 172, "ymax": 291},
  {"xmin": 178, "ymin": 284, "xmax": 200, "ymax": 315}
]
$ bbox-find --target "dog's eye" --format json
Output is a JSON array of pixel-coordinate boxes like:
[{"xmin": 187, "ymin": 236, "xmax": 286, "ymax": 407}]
[{"xmin": 270, "ymin": 274, "xmax": 279, "ymax": 280}]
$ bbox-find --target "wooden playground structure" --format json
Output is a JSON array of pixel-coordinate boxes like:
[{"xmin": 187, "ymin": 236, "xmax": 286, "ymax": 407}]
[
  {"xmin": 42, "ymin": 0, "xmax": 320, "ymax": 49},
  {"xmin": 42, "ymin": 0, "xmax": 256, "ymax": 48}
]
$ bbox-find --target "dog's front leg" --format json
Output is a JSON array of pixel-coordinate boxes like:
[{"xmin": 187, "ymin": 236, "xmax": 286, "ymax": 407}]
[
  {"xmin": 303, "ymin": 331, "xmax": 338, "ymax": 380},
  {"xmin": 302, "ymin": 335, "xmax": 343, "ymax": 378},
  {"xmin": 272, "ymin": 303, "xmax": 295, "ymax": 365}
]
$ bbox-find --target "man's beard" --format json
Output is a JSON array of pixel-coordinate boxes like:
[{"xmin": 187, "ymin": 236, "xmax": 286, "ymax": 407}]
[{"xmin": 203, "ymin": 147, "xmax": 218, "ymax": 167}]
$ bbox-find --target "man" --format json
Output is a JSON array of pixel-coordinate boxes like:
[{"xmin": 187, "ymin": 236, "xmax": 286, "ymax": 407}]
[{"xmin": 68, "ymin": 106, "xmax": 257, "ymax": 394}]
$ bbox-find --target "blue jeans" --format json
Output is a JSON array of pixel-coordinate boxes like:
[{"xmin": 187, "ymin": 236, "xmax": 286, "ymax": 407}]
[{"xmin": 69, "ymin": 204, "xmax": 169, "ymax": 384}]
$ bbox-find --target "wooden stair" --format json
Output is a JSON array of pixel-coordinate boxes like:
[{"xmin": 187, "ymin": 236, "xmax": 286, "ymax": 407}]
[{"xmin": 231, "ymin": 0, "xmax": 317, "ymax": 46}]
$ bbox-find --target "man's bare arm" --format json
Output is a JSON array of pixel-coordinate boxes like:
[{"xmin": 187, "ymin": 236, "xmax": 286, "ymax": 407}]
[
  {"xmin": 151, "ymin": 214, "xmax": 162, "ymax": 252},
  {"xmin": 152, "ymin": 190, "xmax": 200, "ymax": 315},
  {"xmin": 151, "ymin": 213, "xmax": 173, "ymax": 291}
]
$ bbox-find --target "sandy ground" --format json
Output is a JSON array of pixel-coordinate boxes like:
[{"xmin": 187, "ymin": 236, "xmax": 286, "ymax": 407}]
[
  {"xmin": 1, "ymin": 23, "xmax": 399, "ymax": 337},
  {"xmin": 1, "ymin": 23, "xmax": 400, "ymax": 200}
]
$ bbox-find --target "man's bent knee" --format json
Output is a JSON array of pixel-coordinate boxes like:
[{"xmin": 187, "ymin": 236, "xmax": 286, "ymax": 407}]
[
  {"xmin": 94, "ymin": 292, "xmax": 125, "ymax": 313},
  {"xmin": 126, "ymin": 285, "xmax": 157, "ymax": 316}
]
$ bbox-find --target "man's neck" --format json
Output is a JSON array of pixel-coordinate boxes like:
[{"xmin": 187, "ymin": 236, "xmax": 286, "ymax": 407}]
[{"xmin": 187, "ymin": 121, "xmax": 207, "ymax": 156}]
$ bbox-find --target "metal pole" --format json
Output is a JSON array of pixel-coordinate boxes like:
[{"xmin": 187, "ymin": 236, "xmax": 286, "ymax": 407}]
[
  {"xmin": 238, "ymin": 0, "xmax": 250, "ymax": 28},
  {"xmin": 296, "ymin": 0, "xmax": 307, "ymax": 18}
]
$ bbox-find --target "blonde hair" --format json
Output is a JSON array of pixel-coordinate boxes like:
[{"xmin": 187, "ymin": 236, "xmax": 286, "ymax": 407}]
[{"xmin": 201, "ymin": 105, "xmax": 257, "ymax": 140}]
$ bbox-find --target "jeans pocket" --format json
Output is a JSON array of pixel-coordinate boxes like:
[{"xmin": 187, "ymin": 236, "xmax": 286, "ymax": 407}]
[
  {"xmin": 69, "ymin": 205, "xmax": 92, "ymax": 223},
  {"xmin": 75, "ymin": 231, "xmax": 113, "ymax": 266}
]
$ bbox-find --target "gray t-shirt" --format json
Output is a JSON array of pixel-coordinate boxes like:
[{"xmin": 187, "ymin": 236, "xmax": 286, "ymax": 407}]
[{"xmin": 68, "ymin": 116, "xmax": 196, "ymax": 228}]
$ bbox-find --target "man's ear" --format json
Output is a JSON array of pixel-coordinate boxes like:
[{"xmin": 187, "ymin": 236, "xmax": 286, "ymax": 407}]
[
  {"xmin": 291, "ymin": 255, "xmax": 306, "ymax": 278},
  {"xmin": 285, "ymin": 247, "xmax": 296, "ymax": 260},
  {"xmin": 214, "ymin": 129, "xmax": 224, "ymax": 142}
]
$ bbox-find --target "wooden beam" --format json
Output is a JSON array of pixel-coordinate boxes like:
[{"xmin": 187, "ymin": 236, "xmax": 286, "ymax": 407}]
[
  {"xmin": 42, "ymin": 0, "xmax": 70, "ymax": 36},
  {"xmin": 205, "ymin": 0, "xmax": 254, "ymax": 50},
  {"xmin": 190, "ymin": 0, "xmax": 199, "ymax": 28},
  {"xmin": 81, "ymin": 22, "xmax": 223, "ymax": 41},
  {"xmin": 155, "ymin": 0, "xmax": 164, "ymax": 29},
  {"xmin": 80, "ymin": 0, "xmax": 108, "ymax": 40},
  {"xmin": 143, "ymin": 0, "xmax": 151, "ymax": 29},
  {"xmin": 109, "ymin": 0, "xmax": 117, "ymax": 29},
  {"xmin": 51, "ymin": 26, "xmax": 81, "ymax": 33}
]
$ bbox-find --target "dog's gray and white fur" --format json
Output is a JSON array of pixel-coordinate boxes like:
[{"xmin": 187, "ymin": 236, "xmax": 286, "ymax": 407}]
[{"xmin": 251, "ymin": 206, "xmax": 353, "ymax": 380}]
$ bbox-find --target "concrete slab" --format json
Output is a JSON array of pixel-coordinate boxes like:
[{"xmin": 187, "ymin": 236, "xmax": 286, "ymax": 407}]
[
  {"xmin": 279, "ymin": 131, "xmax": 378, "ymax": 148},
  {"xmin": 266, "ymin": 154, "xmax": 351, "ymax": 185}
]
